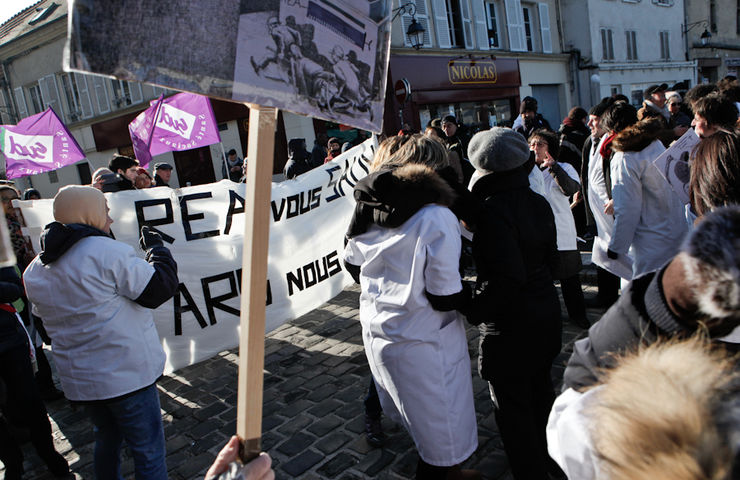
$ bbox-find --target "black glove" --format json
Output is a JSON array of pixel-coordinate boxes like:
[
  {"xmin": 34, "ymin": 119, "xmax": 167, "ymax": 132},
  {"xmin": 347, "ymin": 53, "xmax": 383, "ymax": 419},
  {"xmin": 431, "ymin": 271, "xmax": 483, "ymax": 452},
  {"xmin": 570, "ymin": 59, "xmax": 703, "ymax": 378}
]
[
  {"xmin": 139, "ymin": 226, "xmax": 164, "ymax": 251},
  {"xmin": 607, "ymin": 248, "xmax": 619, "ymax": 260}
]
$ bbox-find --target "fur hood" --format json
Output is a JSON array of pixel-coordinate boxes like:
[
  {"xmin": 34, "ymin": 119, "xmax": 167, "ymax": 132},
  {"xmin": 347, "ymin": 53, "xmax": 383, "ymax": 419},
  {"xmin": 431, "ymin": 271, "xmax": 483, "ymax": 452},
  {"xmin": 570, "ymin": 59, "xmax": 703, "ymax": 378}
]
[
  {"xmin": 346, "ymin": 163, "xmax": 456, "ymax": 239},
  {"xmin": 613, "ymin": 117, "xmax": 665, "ymax": 153}
]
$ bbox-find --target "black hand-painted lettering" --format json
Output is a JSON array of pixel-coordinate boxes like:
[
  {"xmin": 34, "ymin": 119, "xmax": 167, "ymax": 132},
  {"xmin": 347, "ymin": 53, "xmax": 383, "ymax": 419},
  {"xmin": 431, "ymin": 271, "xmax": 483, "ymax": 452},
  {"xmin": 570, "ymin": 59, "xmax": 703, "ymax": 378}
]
[
  {"xmin": 224, "ymin": 190, "xmax": 245, "ymax": 235},
  {"xmin": 135, "ymin": 199, "xmax": 175, "ymax": 244},
  {"xmin": 173, "ymin": 283, "xmax": 207, "ymax": 335},
  {"xmin": 202, "ymin": 272, "xmax": 240, "ymax": 325},
  {"xmin": 180, "ymin": 192, "xmax": 220, "ymax": 241}
]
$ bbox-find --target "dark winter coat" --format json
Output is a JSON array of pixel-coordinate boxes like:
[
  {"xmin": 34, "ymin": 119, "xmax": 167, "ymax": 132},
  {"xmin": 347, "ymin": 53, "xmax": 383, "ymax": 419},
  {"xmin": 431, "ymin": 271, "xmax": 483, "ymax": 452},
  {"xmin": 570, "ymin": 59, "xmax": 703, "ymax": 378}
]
[
  {"xmin": 467, "ymin": 167, "xmax": 562, "ymax": 380},
  {"xmin": 561, "ymin": 265, "xmax": 737, "ymax": 391},
  {"xmin": 0, "ymin": 267, "xmax": 27, "ymax": 354},
  {"xmin": 283, "ymin": 139, "xmax": 312, "ymax": 180},
  {"xmin": 558, "ymin": 118, "xmax": 589, "ymax": 172}
]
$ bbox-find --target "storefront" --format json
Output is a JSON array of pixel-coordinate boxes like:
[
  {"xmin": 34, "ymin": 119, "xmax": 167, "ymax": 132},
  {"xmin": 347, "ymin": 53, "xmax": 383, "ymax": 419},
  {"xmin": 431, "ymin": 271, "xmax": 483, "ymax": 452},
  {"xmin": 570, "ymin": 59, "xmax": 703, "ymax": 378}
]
[{"xmin": 383, "ymin": 54, "xmax": 522, "ymax": 136}]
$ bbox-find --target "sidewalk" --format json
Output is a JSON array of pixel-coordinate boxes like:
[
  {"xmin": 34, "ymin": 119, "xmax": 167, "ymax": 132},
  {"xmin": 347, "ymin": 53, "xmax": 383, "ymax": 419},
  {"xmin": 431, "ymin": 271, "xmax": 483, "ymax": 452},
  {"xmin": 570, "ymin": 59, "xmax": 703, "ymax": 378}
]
[{"xmin": 8, "ymin": 256, "xmax": 607, "ymax": 479}]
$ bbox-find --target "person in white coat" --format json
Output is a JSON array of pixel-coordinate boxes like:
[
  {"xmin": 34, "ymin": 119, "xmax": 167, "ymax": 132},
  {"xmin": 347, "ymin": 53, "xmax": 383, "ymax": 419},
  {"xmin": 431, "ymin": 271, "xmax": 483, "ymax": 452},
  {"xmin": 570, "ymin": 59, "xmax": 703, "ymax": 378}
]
[
  {"xmin": 529, "ymin": 129, "xmax": 588, "ymax": 328},
  {"xmin": 607, "ymin": 116, "xmax": 688, "ymax": 277},
  {"xmin": 344, "ymin": 135, "xmax": 478, "ymax": 480}
]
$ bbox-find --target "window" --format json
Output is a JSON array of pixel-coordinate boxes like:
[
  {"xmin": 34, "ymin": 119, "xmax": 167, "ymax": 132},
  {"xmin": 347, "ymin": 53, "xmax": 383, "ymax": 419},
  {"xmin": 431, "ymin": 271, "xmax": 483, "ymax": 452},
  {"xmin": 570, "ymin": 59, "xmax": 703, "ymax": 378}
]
[
  {"xmin": 737, "ymin": 0, "xmax": 740, "ymax": 35},
  {"xmin": 522, "ymin": 6, "xmax": 533, "ymax": 51},
  {"xmin": 626, "ymin": 30, "xmax": 638, "ymax": 61},
  {"xmin": 601, "ymin": 28, "xmax": 614, "ymax": 60},
  {"xmin": 611, "ymin": 85, "xmax": 622, "ymax": 96},
  {"xmin": 710, "ymin": 0, "xmax": 717, "ymax": 33},
  {"xmin": 659, "ymin": 31, "xmax": 670, "ymax": 60},
  {"xmin": 486, "ymin": 1, "xmax": 500, "ymax": 48},
  {"xmin": 59, "ymin": 73, "xmax": 93, "ymax": 121},
  {"xmin": 446, "ymin": 0, "xmax": 465, "ymax": 47},
  {"xmin": 504, "ymin": 0, "xmax": 527, "ymax": 51},
  {"xmin": 27, "ymin": 84, "xmax": 44, "ymax": 114},
  {"xmin": 110, "ymin": 80, "xmax": 143, "ymax": 108},
  {"xmin": 538, "ymin": 3, "xmax": 552, "ymax": 53},
  {"xmin": 48, "ymin": 170, "xmax": 58, "ymax": 183}
]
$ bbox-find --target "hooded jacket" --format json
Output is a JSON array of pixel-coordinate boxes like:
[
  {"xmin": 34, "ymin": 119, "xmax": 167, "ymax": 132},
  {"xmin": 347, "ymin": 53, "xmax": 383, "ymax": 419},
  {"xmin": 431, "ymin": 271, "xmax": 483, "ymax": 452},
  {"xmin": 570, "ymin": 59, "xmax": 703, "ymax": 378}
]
[
  {"xmin": 23, "ymin": 222, "xmax": 178, "ymax": 402},
  {"xmin": 283, "ymin": 138, "xmax": 312, "ymax": 180},
  {"xmin": 609, "ymin": 118, "xmax": 688, "ymax": 277}
]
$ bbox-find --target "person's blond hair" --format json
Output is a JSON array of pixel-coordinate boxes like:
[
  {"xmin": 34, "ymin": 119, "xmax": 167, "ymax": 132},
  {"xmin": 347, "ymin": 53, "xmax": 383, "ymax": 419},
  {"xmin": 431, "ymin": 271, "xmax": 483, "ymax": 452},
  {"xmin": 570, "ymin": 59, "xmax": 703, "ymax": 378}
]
[
  {"xmin": 371, "ymin": 134, "xmax": 449, "ymax": 173},
  {"xmin": 588, "ymin": 336, "xmax": 738, "ymax": 480}
]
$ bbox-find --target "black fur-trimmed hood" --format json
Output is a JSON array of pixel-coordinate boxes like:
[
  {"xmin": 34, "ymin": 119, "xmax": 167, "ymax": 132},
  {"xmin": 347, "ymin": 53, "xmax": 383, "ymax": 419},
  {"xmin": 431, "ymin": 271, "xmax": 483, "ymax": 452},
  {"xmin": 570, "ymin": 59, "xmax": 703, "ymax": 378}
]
[
  {"xmin": 613, "ymin": 117, "xmax": 665, "ymax": 153},
  {"xmin": 346, "ymin": 164, "xmax": 456, "ymax": 239}
]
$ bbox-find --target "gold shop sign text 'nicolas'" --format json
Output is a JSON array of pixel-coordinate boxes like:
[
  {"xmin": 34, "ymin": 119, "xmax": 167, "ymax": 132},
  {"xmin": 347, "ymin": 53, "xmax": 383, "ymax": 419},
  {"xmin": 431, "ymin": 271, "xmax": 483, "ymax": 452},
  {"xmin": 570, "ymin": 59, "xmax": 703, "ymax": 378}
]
[{"xmin": 448, "ymin": 60, "xmax": 498, "ymax": 85}]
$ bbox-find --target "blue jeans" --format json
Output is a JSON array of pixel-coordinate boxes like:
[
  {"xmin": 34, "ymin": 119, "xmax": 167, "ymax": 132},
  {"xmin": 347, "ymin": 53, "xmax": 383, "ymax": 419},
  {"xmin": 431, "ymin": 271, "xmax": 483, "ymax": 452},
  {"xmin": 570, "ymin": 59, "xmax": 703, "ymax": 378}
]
[{"xmin": 86, "ymin": 383, "xmax": 167, "ymax": 480}]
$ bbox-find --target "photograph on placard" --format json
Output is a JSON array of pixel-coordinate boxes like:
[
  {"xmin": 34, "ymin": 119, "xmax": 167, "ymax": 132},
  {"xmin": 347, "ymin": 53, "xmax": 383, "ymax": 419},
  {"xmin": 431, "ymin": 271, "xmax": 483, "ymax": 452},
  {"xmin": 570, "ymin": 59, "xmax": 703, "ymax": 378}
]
[{"xmin": 66, "ymin": 0, "xmax": 391, "ymax": 132}]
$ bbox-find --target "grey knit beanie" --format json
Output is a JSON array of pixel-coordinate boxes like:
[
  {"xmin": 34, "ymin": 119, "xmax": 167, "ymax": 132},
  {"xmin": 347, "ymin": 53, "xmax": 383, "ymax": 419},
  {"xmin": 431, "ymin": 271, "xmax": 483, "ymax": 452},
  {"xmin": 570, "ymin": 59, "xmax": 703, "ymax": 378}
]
[{"xmin": 467, "ymin": 127, "xmax": 530, "ymax": 173}]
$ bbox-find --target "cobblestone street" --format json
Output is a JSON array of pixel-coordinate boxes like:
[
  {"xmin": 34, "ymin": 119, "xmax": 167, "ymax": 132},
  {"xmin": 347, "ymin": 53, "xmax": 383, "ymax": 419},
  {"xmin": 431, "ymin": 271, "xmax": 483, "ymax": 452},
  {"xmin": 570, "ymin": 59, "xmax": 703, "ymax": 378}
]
[{"xmin": 7, "ymin": 257, "xmax": 606, "ymax": 480}]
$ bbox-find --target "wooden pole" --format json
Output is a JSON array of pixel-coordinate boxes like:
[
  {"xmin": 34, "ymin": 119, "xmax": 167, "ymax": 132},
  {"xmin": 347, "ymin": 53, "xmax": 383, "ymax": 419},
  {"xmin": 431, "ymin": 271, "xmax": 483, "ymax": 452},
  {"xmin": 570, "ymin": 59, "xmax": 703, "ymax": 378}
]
[{"xmin": 236, "ymin": 104, "xmax": 277, "ymax": 461}]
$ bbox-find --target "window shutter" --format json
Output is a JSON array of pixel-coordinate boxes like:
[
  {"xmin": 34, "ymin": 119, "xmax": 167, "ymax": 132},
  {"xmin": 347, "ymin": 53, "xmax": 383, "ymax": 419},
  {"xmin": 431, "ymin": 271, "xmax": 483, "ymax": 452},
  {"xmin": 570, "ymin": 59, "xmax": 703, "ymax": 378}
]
[
  {"xmin": 75, "ymin": 73, "xmax": 94, "ymax": 119},
  {"xmin": 92, "ymin": 75, "xmax": 111, "ymax": 114},
  {"xmin": 129, "ymin": 82, "xmax": 143, "ymax": 104},
  {"xmin": 431, "ymin": 0, "xmax": 452, "ymax": 48},
  {"xmin": 504, "ymin": 0, "xmax": 526, "ymax": 51},
  {"xmin": 13, "ymin": 87, "xmax": 28, "ymax": 119},
  {"xmin": 472, "ymin": 0, "xmax": 490, "ymax": 50},
  {"xmin": 460, "ymin": 0, "xmax": 474, "ymax": 49},
  {"xmin": 39, "ymin": 74, "xmax": 62, "ymax": 116},
  {"xmin": 538, "ymin": 3, "xmax": 552, "ymax": 53}
]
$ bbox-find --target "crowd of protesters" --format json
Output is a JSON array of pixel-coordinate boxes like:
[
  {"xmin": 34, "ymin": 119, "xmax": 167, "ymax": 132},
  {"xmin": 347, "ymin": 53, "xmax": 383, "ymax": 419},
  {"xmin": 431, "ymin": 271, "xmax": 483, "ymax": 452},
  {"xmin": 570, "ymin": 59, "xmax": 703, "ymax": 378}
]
[{"xmin": 1, "ymin": 76, "xmax": 740, "ymax": 480}]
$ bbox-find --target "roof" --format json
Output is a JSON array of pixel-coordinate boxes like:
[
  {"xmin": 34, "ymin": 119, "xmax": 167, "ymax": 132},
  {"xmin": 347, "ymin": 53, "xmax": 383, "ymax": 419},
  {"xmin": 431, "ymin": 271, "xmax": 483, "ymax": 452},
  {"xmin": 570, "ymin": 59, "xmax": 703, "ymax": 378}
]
[{"xmin": 0, "ymin": 0, "xmax": 66, "ymax": 46}]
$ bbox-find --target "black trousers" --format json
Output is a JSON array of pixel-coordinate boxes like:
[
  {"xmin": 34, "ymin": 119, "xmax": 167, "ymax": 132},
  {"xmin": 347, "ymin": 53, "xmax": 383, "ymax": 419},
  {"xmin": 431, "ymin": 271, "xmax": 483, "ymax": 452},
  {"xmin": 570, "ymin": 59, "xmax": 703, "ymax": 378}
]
[
  {"xmin": 596, "ymin": 266, "xmax": 620, "ymax": 305},
  {"xmin": 560, "ymin": 274, "xmax": 587, "ymax": 323},
  {"xmin": 489, "ymin": 365, "xmax": 564, "ymax": 480},
  {"xmin": 0, "ymin": 340, "xmax": 66, "ymax": 476}
]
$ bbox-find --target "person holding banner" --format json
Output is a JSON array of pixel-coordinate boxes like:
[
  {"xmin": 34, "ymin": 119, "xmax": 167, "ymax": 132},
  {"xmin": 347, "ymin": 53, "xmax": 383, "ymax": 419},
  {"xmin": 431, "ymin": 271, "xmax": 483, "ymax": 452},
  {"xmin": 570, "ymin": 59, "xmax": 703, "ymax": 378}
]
[
  {"xmin": 23, "ymin": 185, "xmax": 178, "ymax": 480},
  {"xmin": 344, "ymin": 135, "xmax": 478, "ymax": 479}
]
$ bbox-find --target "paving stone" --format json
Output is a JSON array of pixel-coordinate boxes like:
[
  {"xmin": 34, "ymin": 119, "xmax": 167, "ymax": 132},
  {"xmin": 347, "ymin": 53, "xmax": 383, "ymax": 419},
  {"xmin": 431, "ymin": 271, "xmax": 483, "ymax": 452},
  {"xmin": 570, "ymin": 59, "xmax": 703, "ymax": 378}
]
[
  {"xmin": 316, "ymin": 452, "xmax": 360, "ymax": 478},
  {"xmin": 280, "ymin": 450, "xmax": 324, "ymax": 477},
  {"xmin": 306, "ymin": 383, "xmax": 338, "ymax": 402},
  {"xmin": 316, "ymin": 432, "xmax": 353, "ymax": 455},
  {"xmin": 307, "ymin": 414, "xmax": 343, "ymax": 437},
  {"xmin": 308, "ymin": 398, "xmax": 342, "ymax": 417},
  {"xmin": 193, "ymin": 401, "xmax": 228, "ymax": 420},
  {"xmin": 277, "ymin": 432, "xmax": 316, "ymax": 456},
  {"xmin": 356, "ymin": 448, "xmax": 397, "ymax": 476},
  {"xmin": 277, "ymin": 413, "xmax": 313, "ymax": 436}
]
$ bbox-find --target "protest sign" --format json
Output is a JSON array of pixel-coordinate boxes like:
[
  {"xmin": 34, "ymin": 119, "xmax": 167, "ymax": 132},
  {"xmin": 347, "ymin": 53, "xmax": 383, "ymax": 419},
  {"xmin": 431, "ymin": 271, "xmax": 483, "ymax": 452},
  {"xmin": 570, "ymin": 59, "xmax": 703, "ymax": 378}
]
[
  {"xmin": 653, "ymin": 127, "xmax": 699, "ymax": 205},
  {"xmin": 18, "ymin": 137, "xmax": 375, "ymax": 373},
  {"xmin": 66, "ymin": 0, "xmax": 391, "ymax": 132},
  {"xmin": 1, "ymin": 108, "xmax": 85, "ymax": 179}
]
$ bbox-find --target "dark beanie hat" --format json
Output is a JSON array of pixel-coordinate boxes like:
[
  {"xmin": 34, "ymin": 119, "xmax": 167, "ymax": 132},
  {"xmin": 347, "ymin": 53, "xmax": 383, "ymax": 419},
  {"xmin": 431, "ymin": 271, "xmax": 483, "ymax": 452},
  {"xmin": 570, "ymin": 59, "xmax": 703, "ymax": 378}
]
[
  {"xmin": 589, "ymin": 97, "xmax": 614, "ymax": 117},
  {"xmin": 468, "ymin": 128, "xmax": 530, "ymax": 173},
  {"xmin": 520, "ymin": 97, "xmax": 538, "ymax": 114}
]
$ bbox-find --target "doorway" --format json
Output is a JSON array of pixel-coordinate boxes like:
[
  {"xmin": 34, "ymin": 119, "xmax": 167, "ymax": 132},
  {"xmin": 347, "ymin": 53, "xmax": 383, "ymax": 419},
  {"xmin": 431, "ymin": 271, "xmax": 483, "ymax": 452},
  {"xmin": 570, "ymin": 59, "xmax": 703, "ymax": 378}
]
[
  {"xmin": 173, "ymin": 146, "xmax": 216, "ymax": 186},
  {"xmin": 531, "ymin": 85, "xmax": 562, "ymax": 131}
]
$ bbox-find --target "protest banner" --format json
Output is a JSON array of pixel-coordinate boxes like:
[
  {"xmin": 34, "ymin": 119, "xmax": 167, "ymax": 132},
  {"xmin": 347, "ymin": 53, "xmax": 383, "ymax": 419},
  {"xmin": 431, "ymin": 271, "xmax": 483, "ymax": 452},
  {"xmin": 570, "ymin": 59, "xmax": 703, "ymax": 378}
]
[
  {"xmin": 653, "ymin": 127, "xmax": 699, "ymax": 205},
  {"xmin": 66, "ymin": 0, "xmax": 392, "ymax": 133},
  {"xmin": 1, "ymin": 108, "xmax": 85, "ymax": 179},
  {"xmin": 18, "ymin": 137, "xmax": 375, "ymax": 372}
]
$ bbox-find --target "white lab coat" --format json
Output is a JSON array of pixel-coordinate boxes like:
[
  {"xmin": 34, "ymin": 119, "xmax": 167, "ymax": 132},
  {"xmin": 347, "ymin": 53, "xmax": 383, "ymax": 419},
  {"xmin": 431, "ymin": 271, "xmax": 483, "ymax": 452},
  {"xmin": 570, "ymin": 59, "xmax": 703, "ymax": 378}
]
[
  {"xmin": 609, "ymin": 139, "xmax": 688, "ymax": 277},
  {"xmin": 344, "ymin": 204, "xmax": 478, "ymax": 466},
  {"xmin": 587, "ymin": 135, "xmax": 614, "ymax": 242},
  {"xmin": 541, "ymin": 162, "xmax": 579, "ymax": 251},
  {"xmin": 547, "ymin": 387, "xmax": 601, "ymax": 480}
]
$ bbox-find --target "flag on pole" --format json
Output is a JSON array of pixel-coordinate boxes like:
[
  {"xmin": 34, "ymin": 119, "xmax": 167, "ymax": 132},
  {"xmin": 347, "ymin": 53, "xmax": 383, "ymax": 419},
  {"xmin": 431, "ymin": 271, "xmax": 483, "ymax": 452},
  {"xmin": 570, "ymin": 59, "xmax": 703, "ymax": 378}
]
[
  {"xmin": 129, "ymin": 94, "xmax": 165, "ymax": 168},
  {"xmin": 1, "ymin": 108, "xmax": 85, "ymax": 179},
  {"xmin": 148, "ymin": 93, "xmax": 221, "ymax": 156}
]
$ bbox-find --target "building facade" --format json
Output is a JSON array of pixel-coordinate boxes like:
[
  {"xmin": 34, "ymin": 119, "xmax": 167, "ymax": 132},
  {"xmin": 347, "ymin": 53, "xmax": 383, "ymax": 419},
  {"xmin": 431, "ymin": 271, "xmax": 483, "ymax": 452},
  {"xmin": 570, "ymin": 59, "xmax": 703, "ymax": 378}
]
[
  {"xmin": 685, "ymin": 0, "xmax": 740, "ymax": 82},
  {"xmin": 384, "ymin": 0, "xmax": 572, "ymax": 134},
  {"xmin": 560, "ymin": 0, "xmax": 696, "ymax": 108}
]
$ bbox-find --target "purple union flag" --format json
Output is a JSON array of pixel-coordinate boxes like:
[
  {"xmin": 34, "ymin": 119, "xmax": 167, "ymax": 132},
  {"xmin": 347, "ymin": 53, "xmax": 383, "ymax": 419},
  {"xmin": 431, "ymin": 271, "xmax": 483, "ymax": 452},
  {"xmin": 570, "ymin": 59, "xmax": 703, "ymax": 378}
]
[{"xmin": 1, "ymin": 108, "xmax": 85, "ymax": 179}]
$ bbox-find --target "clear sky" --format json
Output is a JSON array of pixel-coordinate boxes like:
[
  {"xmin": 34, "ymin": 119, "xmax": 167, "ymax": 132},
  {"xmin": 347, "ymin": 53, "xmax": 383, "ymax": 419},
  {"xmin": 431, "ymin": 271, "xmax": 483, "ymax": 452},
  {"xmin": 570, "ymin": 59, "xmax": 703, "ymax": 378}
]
[{"xmin": 0, "ymin": 0, "xmax": 39, "ymax": 26}]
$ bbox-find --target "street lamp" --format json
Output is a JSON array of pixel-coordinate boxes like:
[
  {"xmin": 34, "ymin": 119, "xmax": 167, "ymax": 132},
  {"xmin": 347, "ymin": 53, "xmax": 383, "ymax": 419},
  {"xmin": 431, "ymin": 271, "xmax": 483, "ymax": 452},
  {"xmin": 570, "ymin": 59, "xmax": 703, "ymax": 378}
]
[
  {"xmin": 700, "ymin": 28, "xmax": 712, "ymax": 46},
  {"xmin": 391, "ymin": 3, "xmax": 427, "ymax": 50},
  {"xmin": 682, "ymin": 20, "xmax": 712, "ymax": 45}
]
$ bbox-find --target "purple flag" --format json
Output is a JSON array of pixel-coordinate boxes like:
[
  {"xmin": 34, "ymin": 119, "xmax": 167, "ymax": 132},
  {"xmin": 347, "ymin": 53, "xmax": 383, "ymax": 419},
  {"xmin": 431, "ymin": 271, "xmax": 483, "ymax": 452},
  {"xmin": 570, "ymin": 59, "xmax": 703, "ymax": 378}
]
[
  {"xmin": 1, "ymin": 108, "xmax": 85, "ymax": 179},
  {"xmin": 129, "ymin": 94, "xmax": 164, "ymax": 168},
  {"xmin": 148, "ymin": 93, "xmax": 221, "ymax": 156}
]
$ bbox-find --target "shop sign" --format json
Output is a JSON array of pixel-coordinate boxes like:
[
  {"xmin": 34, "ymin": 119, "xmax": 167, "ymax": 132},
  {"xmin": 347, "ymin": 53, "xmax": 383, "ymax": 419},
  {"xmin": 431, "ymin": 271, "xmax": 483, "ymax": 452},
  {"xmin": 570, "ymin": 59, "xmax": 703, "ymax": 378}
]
[
  {"xmin": 726, "ymin": 58, "xmax": 740, "ymax": 68},
  {"xmin": 448, "ymin": 60, "xmax": 497, "ymax": 85}
]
